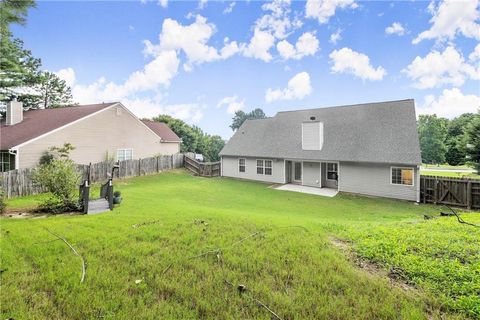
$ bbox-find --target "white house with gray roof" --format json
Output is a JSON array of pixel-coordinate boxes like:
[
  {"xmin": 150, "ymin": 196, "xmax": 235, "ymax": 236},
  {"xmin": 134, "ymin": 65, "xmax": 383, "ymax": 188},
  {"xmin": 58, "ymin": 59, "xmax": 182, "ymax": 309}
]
[{"xmin": 219, "ymin": 99, "xmax": 422, "ymax": 202}]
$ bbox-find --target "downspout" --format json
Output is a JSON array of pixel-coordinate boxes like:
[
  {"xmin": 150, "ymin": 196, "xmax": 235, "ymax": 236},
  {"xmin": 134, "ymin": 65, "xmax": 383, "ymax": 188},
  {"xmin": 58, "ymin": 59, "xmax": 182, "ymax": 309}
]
[{"xmin": 8, "ymin": 148, "xmax": 18, "ymax": 170}]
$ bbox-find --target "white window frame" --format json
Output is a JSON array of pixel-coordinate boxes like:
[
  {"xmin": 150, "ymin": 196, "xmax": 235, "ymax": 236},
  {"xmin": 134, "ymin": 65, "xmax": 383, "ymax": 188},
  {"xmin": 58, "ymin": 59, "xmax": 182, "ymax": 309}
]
[
  {"xmin": 256, "ymin": 159, "xmax": 264, "ymax": 175},
  {"xmin": 326, "ymin": 163, "xmax": 338, "ymax": 181},
  {"xmin": 256, "ymin": 159, "xmax": 273, "ymax": 176},
  {"xmin": 264, "ymin": 160, "xmax": 273, "ymax": 176},
  {"xmin": 238, "ymin": 158, "xmax": 246, "ymax": 173},
  {"xmin": 117, "ymin": 148, "xmax": 133, "ymax": 161},
  {"xmin": 390, "ymin": 167, "xmax": 414, "ymax": 186}
]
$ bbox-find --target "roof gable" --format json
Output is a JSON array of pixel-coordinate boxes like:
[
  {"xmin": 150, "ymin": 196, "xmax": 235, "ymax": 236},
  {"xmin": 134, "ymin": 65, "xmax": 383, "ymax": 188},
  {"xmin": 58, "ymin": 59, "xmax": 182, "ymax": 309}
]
[
  {"xmin": 141, "ymin": 120, "xmax": 181, "ymax": 142},
  {"xmin": 0, "ymin": 103, "xmax": 117, "ymax": 149},
  {"xmin": 219, "ymin": 99, "xmax": 422, "ymax": 165}
]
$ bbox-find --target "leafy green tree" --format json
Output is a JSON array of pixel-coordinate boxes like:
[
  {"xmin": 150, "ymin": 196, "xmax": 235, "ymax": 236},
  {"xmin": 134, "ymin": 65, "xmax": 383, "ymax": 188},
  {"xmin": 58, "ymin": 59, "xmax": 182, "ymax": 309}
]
[
  {"xmin": 444, "ymin": 113, "xmax": 476, "ymax": 165},
  {"xmin": 19, "ymin": 71, "xmax": 73, "ymax": 109},
  {"xmin": 153, "ymin": 115, "xmax": 198, "ymax": 153},
  {"xmin": 152, "ymin": 116, "xmax": 225, "ymax": 161},
  {"xmin": 418, "ymin": 114, "xmax": 448, "ymax": 164},
  {"xmin": 230, "ymin": 108, "xmax": 266, "ymax": 131},
  {"xmin": 466, "ymin": 113, "xmax": 480, "ymax": 173}
]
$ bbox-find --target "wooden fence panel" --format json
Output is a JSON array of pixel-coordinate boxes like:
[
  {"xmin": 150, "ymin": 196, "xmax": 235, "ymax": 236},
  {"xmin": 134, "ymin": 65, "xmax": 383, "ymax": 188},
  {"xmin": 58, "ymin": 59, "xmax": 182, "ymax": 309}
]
[
  {"xmin": 420, "ymin": 175, "xmax": 480, "ymax": 209},
  {"xmin": 184, "ymin": 155, "xmax": 220, "ymax": 177},
  {"xmin": 0, "ymin": 154, "xmax": 185, "ymax": 198}
]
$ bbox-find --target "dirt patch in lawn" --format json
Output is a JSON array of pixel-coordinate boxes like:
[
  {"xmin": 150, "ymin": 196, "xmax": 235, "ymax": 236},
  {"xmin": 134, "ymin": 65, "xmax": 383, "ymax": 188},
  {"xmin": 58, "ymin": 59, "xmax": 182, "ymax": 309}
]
[{"xmin": 329, "ymin": 236, "xmax": 414, "ymax": 292}]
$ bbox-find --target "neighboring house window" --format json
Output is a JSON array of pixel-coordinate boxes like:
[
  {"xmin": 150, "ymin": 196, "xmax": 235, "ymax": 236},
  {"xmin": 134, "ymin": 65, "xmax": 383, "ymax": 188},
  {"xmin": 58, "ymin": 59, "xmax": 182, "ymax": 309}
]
[
  {"xmin": 302, "ymin": 121, "xmax": 324, "ymax": 150},
  {"xmin": 117, "ymin": 149, "xmax": 133, "ymax": 161},
  {"xmin": 265, "ymin": 160, "xmax": 272, "ymax": 175},
  {"xmin": 257, "ymin": 160, "xmax": 264, "ymax": 174},
  {"xmin": 391, "ymin": 167, "xmax": 414, "ymax": 186},
  {"xmin": 0, "ymin": 151, "xmax": 13, "ymax": 172},
  {"xmin": 239, "ymin": 158, "xmax": 246, "ymax": 173},
  {"xmin": 256, "ymin": 159, "xmax": 272, "ymax": 175},
  {"xmin": 327, "ymin": 163, "xmax": 338, "ymax": 180}
]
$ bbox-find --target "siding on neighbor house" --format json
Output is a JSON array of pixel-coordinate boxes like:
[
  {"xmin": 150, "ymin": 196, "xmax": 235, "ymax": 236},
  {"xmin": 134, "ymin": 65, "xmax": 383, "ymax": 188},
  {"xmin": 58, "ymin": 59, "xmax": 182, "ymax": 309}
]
[
  {"xmin": 338, "ymin": 162, "xmax": 419, "ymax": 201},
  {"xmin": 17, "ymin": 106, "xmax": 180, "ymax": 168},
  {"xmin": 302, "ymin": 162, "xmax": 320, "ymax": 187},
  {"xmin": 221, "ymin": 156, "xmax": 284, "ymax": 184}
]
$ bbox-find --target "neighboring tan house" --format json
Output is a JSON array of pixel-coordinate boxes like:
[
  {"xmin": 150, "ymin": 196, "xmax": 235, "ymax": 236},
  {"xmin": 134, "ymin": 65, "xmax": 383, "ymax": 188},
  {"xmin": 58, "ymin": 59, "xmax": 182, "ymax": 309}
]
[
  {"xmin": 219, "ymin": 99, "xmax": 422, "ymax": 202},
  {"xmin": 0, "ymin": 100, "xmax": 181, "ymax": 171}
]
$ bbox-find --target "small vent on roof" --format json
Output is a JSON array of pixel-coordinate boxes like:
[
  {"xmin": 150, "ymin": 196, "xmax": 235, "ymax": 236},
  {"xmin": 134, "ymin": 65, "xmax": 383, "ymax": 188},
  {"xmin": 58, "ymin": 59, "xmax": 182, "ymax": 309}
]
[{"xmin": 310, "ymin": 116, "xmax": 316, "ymax": 121}]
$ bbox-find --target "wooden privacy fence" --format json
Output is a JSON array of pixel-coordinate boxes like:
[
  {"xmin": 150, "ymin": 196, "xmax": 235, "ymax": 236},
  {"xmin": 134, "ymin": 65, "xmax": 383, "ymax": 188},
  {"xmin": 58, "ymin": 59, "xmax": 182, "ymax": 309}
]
[
  {"xmin": 184, "ymin": 155, "xmax": 221, "ymax": 177},
  {"xmin": 0, "ymin": 154, "xmax": 184, "ymax": 198},
  {"xmin": 420, "ymin": 175, "xmax": 480, "ymax": 210}
]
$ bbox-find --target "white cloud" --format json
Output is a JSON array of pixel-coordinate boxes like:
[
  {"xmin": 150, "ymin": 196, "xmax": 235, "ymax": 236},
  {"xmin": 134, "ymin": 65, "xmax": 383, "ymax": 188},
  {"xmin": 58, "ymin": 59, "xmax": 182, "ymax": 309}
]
[
  {"xmin": 305, "ymin": 0, "xmax": 358, "ymax": 24},
  {"xmin": 469, "ymin": 43, "xmax": 480, "ymax": 61},
  {"xmin": 277, "ymin": 32, "xmax": 319, "ymax": 60},
  {"xmin": 419, "ymin": 88, "xmax": 480, "ymax": 118},
  {"xmin": 223, "ymin": 2, "xmax": 235, "ymax": 14},
  {"xmin": 329, "ymin": 47, "xmax": 386, "ymax": 81},
  {"xmin": 385, "ymin": 22, "xmax": 406, "ymax": 36},
  {"xmin": 242, "ymin": 28, "xmax": 276, "ymax": 62},
  {"xmin": 55, "ymin": 67, "xmax": 76, "ymax": 87},
  {"xmin": 403, "ymin": 46, "xmax": 478, "ymax": 89},
  {"xmin": 413, "ymin": 0, "xmax": 480, "ymax": 44},
  {"xmin": 329, "ymin": 28, "xmax": 342, "ymax": 44},
  {"xmin": 143, "ymin": 15, "xmax": 239, "ymax": 70},
  {"xmin": 198, "ymin": 0, "xmax": 208, "ymax": 9},
  {"xmin": 265, "ymin": 71, "xmax": 312, "ymax": 102},
  {"xmin": 217, "ymin": 95, "xmax": 245, "ymax": 114},
  {"xmin": 158, "ymin": 0, "xmax": 168, "ymax": 8},
  {"xmin": 125, "ymin": 97, "xmax": 205, "ymax": 123},
  {"xmin": 240, "ymin": 0, "xmax": 303, "ymax": 62}
]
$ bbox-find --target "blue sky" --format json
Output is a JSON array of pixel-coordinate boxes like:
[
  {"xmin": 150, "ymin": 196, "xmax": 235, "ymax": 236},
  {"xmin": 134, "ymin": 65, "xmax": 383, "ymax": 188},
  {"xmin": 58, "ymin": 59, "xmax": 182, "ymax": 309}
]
[{"xmin": 13, "ymin": 0, "xmax": 480, "ymax": 138}]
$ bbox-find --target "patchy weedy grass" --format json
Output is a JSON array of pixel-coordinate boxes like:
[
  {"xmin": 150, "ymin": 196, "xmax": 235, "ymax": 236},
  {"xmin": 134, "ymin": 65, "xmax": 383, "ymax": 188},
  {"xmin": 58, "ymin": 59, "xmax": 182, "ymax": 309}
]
[
  {"xmin": 420, "ymin": 170, "xmax": 480, "ymax": 179},
  {"xmin": 1, "ymin": 170, "xmax": 477, "ymax": 319},
  {"xmin": 333, "ymin": 214, "xmax": 480, "ymax": 318}
]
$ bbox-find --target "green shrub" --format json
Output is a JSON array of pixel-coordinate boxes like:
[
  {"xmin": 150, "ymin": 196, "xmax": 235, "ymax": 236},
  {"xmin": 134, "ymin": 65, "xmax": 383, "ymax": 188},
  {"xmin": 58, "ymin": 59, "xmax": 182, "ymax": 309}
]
[{"xmin": 32, "ymin": 143, "xmax": 80, "ymax": 213}]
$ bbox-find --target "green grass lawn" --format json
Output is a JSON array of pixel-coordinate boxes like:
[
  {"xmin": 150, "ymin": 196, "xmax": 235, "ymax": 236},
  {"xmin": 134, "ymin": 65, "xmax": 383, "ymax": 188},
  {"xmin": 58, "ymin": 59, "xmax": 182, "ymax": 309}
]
[
  {"xmin": 2, "ymin": 170, "xmax": 479, "ymax": 319},
  {"xmin": 421, "ymin": 170, "xmax": 480, "ymax": 179}
]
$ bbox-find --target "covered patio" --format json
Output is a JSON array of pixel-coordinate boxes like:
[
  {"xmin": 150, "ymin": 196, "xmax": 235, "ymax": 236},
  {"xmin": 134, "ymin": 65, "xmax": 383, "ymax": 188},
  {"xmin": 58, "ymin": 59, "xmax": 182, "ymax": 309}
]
[{"xmin": 274, "ymin": 184, "xmax": 338, "ymax": 197}]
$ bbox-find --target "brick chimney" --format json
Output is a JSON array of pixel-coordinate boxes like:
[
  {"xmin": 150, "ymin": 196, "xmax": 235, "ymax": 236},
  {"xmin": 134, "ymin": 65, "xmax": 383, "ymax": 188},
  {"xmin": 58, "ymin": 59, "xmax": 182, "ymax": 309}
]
[{"xmin": 6, "ymin": 99, "xmax": 23, "ymax": 125}]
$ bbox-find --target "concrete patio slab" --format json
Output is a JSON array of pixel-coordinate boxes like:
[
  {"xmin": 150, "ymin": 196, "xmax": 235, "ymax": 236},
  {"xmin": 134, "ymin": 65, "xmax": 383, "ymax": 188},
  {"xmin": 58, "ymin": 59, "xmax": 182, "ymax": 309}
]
[{"xmin": 274, "ymin": 184, "xmax": 338, "ymax": 197}]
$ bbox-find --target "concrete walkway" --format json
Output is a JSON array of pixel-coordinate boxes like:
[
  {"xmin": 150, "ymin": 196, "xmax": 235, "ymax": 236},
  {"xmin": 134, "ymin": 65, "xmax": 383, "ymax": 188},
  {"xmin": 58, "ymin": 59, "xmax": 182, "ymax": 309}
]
[{"xmin": 275, "ymin": 184, "xmax": 338, "ymax": 197}]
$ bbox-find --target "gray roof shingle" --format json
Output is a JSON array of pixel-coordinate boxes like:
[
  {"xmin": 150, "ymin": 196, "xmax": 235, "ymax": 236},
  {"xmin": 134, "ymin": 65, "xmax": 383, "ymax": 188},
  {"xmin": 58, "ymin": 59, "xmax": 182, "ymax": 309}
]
[{"xmin": 219, "ymin": 99, "xmax": 421, "ymax": 165}]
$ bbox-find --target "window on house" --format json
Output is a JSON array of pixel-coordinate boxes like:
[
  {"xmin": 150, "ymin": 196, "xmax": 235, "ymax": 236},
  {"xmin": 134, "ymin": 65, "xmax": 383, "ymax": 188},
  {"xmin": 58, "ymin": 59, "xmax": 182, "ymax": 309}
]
[
  {"xmin": 117, "ymin": 149, "xmax": 133, "ymax": 161},
  {"xmin": 0, "ymin": 151, "xmax": 13, "ymax": 172},
  {"xmin": 265, "ymin": 160, "xmax": 272, "ymax": 175},
  {"xmin": 391, "ymin": 167, "xmax": 414, "ymax": 186},
  {"xmin": 257, "ymin": 160, "xmax": 264, "ymax": 174},
  {"xmin": 238, "ymin": 158, "xmax": 246, "ymax": 173},
  {"xmin": 327, "ymin": 163, "xmax": 338, "ymax": 180}
]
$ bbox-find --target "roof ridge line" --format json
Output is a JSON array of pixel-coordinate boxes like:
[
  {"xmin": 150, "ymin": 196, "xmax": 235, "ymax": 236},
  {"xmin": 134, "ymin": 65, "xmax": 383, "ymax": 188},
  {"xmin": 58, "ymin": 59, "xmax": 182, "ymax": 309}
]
[{"xmin": 275, "ymin": 99, "xmax": 414, "ymax": 114}]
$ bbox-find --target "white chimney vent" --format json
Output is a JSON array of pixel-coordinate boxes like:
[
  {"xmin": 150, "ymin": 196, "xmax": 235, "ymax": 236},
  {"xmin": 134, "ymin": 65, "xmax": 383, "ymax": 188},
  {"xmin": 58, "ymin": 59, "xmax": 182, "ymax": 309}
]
[{"xmin": 6, "ymin": 99, "xmax": 23, "ymax": 126}]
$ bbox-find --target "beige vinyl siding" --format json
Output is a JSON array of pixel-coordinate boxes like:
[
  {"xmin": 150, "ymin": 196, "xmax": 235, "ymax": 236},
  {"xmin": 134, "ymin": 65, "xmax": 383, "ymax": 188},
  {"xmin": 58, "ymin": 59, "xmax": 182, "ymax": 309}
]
[
  {"xmin": 221, "ymin": 156, "xmax": 284, "ymax": 184},
  {"xmin": 17, "ymin": 105, "xmax": 180, "ymax": 168},
  {"xmin": 338, "ymin": 162, "xmax": 419, "ymax": 201}
]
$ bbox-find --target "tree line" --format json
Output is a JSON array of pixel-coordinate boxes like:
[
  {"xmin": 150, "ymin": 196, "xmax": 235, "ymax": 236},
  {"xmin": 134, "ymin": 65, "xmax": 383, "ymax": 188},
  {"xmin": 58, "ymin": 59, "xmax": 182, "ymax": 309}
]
[{"xmin": 418, "ymin": 112, "xmax": 480, "ymax": 172}]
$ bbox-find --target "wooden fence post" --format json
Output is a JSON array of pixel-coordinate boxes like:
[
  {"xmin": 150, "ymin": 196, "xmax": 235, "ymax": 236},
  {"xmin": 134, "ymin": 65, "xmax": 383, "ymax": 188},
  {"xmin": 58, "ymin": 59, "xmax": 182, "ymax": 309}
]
[
  {"xmin": 138, "ymin": 158, "xmax": 142, "ymax": 176},
  {"xmin": 434, "ymin": 177, "xmax": 438, "ymax": 205},
  {"xmin": 467, "ymin": 180, "xmax": 472, "ymax": 210}
]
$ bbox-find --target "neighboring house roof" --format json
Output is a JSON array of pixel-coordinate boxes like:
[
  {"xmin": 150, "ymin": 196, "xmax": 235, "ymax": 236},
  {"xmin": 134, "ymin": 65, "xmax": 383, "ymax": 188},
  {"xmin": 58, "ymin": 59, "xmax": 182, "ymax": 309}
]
[
  {"xmin": 219, "ymin": 99, "xmax": 422, "ymax": 165},
  {"xmin": 0, "ymin": 102, "xmax": 181, "ymax": 149},
  {"xmin": 0, "ymin": 103, "xmax": 117, "ymax": 149},
  {"xmin": 141, "ymin": 120, "xmax": 181, "ymax": 142}
]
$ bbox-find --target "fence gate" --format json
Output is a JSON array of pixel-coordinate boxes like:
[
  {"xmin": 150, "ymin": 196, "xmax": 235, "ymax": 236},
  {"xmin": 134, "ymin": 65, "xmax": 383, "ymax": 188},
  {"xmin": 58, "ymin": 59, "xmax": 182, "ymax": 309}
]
[{"xmin": 420, "ymin": 176, "xmax": 480, "ymax": 209}]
